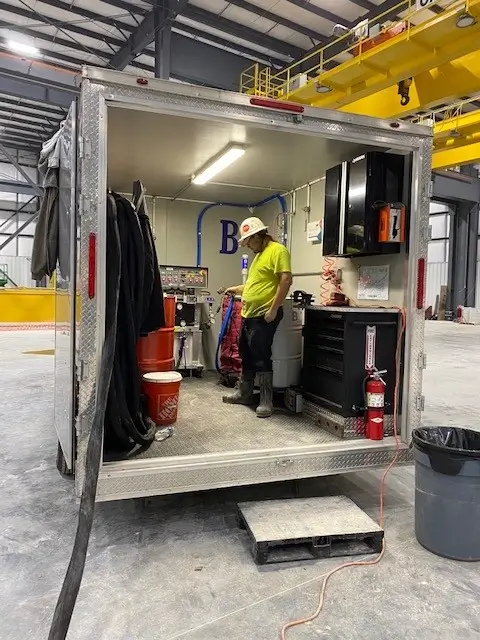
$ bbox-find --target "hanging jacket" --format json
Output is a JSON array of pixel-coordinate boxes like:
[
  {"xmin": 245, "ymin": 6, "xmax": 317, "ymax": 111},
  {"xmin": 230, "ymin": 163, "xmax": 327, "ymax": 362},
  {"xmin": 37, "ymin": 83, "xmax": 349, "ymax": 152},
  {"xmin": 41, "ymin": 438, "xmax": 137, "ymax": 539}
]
[{"xmin": 31, "ymin": 121, "xmax": 65, "ymax": 281}]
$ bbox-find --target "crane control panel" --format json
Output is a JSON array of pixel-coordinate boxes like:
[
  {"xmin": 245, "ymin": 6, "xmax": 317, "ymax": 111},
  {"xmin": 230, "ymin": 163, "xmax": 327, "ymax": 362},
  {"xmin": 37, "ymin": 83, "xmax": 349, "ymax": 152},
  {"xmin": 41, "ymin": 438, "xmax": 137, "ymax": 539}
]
[{"xmin": 159, "ymin": 265, "xmax": 209, "ymax": 289}]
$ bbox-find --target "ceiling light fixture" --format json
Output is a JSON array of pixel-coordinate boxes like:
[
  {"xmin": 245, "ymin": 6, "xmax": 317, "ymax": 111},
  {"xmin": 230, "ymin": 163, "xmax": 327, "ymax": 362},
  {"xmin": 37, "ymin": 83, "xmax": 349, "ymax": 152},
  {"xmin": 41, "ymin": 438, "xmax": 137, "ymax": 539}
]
[
  {"xmin": 456, "ymin": 11, "xmax": 477, "ymax": 27},
  {"xmin": 315, "ymin": 82, "xmax": 332, "ymax": 94},
  {"xmin": 7, "ymin": 39, "xmax": 40, "ymax": 57},
  {"xmin": 192, "ymin": 144, "xmax": 246, "ymax": 185}
]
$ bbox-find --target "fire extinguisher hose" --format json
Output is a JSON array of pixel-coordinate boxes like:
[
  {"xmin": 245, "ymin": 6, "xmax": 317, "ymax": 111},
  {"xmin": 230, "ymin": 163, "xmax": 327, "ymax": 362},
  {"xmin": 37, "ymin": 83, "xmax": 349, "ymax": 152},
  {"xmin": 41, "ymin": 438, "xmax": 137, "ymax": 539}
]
[{"xmin": 280, "ymin": 308, "xmax": 406, "ymax": 639}]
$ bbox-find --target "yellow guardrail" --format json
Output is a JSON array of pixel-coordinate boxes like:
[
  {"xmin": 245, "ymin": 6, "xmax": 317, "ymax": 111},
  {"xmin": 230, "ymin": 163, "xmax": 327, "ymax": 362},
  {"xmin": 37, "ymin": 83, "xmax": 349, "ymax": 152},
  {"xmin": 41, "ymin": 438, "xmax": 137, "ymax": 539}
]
[{"xmin": 239, "ymin": 0, "xmax": 469, "ymax": 100}]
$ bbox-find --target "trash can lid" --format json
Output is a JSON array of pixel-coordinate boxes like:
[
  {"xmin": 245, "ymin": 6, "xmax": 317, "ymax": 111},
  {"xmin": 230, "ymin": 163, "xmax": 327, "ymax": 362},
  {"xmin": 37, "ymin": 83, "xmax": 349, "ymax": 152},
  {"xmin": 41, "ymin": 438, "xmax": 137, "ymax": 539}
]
[{"xmin": 412, "ymin": 426, "xmax": 480, "ymax": 458}]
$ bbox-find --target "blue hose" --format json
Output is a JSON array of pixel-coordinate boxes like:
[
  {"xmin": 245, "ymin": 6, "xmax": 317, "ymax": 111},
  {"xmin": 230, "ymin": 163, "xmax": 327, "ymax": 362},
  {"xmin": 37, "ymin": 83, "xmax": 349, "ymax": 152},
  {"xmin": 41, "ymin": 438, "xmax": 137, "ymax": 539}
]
[
  {"xmin": 215, "ymin": 295, "xmax": 236, "ymax": 374},
  {"xmin": 196, "ymin": 193, "xmax": 287, "ymax": 267}
]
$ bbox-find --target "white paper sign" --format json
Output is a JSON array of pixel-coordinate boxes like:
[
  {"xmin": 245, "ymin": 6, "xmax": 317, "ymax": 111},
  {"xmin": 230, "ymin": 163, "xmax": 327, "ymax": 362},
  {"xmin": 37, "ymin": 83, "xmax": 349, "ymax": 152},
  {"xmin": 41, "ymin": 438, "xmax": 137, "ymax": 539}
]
[
  {"xmin": 307, "ymin": 220, "xmax": 322, "ymax": 243},
  {"xmin": 358, "ymin": 265, "xmax": 390, "ymax": 301}
]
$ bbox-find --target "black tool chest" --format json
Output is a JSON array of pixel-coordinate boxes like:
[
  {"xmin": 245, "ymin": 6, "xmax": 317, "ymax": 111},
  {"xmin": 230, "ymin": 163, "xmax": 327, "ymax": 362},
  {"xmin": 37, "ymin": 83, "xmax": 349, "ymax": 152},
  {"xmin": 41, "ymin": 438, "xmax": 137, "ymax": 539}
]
[{"xmin": 302, "ymin": 307, "xmax": 401, "ymax": 418}]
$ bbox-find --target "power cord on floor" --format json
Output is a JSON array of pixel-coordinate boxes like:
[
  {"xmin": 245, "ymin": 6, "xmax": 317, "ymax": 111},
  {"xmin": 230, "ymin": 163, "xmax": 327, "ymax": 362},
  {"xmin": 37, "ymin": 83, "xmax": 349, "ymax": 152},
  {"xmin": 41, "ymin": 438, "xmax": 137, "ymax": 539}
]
[{"xmin": 280, "ymin": 308, "xmax": 406, "ymax": 639}]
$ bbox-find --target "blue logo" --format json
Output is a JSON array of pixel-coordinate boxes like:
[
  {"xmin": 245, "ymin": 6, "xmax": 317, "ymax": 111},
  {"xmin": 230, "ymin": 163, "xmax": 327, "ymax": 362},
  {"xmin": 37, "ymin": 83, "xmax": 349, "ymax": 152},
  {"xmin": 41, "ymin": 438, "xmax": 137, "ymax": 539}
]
[{"xmin": 219, "ymin": 219, "xmax": 238, "ymax": 255}]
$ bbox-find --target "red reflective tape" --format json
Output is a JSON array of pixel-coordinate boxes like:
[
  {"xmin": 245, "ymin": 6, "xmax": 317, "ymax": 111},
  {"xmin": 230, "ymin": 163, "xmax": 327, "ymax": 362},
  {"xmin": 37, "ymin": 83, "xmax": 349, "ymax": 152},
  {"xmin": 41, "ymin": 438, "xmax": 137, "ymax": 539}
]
[
  {"xmin": 416, "ymin": 257, "xmax": 425, "ymax": 309},
  {"xmin": 88, "ymin": 232, "xmax": 96, "ymax": 299},
  {"xmin": 249, "ymin": 98, "xmax": 304, "ymax": 113}
]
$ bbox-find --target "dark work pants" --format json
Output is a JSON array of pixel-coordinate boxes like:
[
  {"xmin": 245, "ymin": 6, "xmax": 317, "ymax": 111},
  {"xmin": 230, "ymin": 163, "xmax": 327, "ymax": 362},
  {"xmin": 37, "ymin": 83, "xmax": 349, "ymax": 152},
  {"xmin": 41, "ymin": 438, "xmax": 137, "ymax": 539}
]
[{"xmin": 239, "ymin": 307, "xmax": 283, "ymax": 374}]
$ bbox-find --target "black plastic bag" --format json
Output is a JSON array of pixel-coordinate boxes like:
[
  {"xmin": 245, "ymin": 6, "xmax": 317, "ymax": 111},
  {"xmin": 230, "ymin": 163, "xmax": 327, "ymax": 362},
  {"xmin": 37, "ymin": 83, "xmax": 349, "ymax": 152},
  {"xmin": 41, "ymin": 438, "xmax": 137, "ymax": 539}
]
[{"xmin": 413, "ymin": 427, "xmax": 480, "ymax": 459}]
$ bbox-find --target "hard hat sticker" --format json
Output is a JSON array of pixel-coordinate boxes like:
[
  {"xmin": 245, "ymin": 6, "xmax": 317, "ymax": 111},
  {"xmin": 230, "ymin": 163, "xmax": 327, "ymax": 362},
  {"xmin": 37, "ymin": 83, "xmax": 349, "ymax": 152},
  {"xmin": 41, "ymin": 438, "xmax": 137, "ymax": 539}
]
[{"xmin": 242, "ymin": 224, "xmax": 250, "ymax": 232}]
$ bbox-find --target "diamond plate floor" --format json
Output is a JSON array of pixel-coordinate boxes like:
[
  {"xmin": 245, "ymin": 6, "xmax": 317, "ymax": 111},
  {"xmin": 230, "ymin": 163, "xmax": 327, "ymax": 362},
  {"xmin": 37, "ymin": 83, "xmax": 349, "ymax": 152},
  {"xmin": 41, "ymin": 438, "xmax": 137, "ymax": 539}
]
[{"xmin": 125, "ymin": 376, "xmax": 338, "ymax": 460}]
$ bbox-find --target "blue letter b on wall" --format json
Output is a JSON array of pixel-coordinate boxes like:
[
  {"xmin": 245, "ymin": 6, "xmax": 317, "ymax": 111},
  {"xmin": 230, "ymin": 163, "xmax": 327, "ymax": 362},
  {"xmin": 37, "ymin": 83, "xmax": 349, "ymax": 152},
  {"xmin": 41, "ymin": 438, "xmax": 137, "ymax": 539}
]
[{"xmin": 220, "ymin": 219, "xmax": 238, "ymax": 255}]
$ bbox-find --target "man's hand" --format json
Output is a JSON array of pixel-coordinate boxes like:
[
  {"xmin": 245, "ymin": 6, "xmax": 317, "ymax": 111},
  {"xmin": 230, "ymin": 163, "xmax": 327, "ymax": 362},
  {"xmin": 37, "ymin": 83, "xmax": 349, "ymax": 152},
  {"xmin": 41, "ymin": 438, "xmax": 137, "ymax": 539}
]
[{"xmin": 265, "ymin": 307, "xmax": 278, "ymax": 323}]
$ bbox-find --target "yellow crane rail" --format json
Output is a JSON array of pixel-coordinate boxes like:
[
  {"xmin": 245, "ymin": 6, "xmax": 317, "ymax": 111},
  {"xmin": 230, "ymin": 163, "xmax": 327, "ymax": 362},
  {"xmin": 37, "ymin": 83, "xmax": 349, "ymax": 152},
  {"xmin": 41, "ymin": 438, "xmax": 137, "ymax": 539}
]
[
  {"xmin": 240, "ymin": 0, "xmax": 480, "ymax": 111},
  {"xmin": 417, "ymin": 99, "xmax": 480, "ymax": 169}
]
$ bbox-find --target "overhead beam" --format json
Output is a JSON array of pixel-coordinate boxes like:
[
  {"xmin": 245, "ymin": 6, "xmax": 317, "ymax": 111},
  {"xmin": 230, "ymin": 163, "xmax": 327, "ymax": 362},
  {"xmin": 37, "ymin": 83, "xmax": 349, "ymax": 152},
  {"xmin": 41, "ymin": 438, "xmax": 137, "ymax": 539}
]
[
  {"xmin": 226, "ymin": 0, "xmax": 324, "ymax": 41},
  {"xmin": 431, "ymin": 170, "xmax": 480, "ymax": 201},
  {"xmin": 23, "ymin": 0, "xmax": 286, "ymax": 66},
  {"xmin": 0, "ymin": 180, "xmax": 39, "ymax": 196},
  {"xmin": 341, "ymin": 53, "xmax": 480, "ymax": 119},
  {"xmin": 182, "ymin": 5, "xmax": 302, "ymax": 58},
  {"xmin": 0, "ymin": 115, "xmax": 48, "ymax": 131},
  {"xmin": 173, "ymin": 23, "xmax": 285, "ymax": 67},
  {"xmin": 284, "ymin": 0, "xmax": 357, "ymax": 27},
  {"xmin": 0, "ymin": 95, "xmax": 65, "ymax": 117},
  {"xmin": 0, "ymin": 112, "xmax": 56, "ymax": 128},
  {"xmin": 109, "ymin": 0, "xmax": 188, "ymax": 70},
  {"xmin": 0, "ymin": 58, "xmax": 78, "ymax": 109}
]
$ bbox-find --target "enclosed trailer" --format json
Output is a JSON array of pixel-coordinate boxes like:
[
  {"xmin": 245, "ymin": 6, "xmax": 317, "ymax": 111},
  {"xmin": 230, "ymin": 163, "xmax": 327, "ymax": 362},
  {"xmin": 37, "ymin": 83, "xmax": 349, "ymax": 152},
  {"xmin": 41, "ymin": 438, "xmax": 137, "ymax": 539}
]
[{"xmin": 54, "ymin": 67, "xmax": 432, "ymax": 502}]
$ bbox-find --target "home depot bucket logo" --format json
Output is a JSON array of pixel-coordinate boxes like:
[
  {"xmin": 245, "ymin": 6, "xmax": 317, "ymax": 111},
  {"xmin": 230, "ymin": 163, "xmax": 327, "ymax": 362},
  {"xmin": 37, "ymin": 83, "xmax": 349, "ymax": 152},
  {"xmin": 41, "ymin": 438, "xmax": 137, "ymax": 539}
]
[{"xmin": 157, "ymin": 395, "xmax": 178, "ymax": 420}]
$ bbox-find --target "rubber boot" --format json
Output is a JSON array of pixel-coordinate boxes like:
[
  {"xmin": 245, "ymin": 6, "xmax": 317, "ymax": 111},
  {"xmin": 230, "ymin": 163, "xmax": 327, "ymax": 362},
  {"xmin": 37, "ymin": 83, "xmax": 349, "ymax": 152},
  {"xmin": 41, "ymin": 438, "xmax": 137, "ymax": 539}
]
[
  {"xmin": 256, "ymin": 372, "xmax": 273, "ymax": 418},
  {"xmin": 222, "ymin": 372, "xmax": 255, "ymax": 405}
]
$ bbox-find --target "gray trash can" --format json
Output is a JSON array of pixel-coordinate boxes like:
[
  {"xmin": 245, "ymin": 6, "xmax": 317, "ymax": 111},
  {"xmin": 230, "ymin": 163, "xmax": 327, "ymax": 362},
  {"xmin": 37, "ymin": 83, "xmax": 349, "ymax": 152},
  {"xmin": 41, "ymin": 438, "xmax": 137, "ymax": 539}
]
[{"xmin": 412, "ymin": 426, "xmax": 480, "ymax": 561}]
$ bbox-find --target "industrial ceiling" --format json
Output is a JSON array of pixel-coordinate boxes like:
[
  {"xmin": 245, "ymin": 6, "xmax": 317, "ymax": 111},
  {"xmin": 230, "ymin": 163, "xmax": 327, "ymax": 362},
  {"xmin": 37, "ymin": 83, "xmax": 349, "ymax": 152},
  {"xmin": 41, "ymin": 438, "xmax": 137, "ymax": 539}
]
[
  {"xmin": 0, "ymin": 0, "xmax": 479, "ymax": 161},
  {"xmin": 0, "ymin": 0, "xmax": 429, "ymax": 155}
]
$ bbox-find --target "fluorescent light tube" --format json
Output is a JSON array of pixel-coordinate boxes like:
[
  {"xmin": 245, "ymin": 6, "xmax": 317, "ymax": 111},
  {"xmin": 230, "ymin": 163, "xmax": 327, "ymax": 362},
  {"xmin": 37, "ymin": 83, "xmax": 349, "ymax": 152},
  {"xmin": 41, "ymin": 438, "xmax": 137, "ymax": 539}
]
[
  {"xmin": 192, "ymin": 145, "xmax": 245, "ymax": 185},
  {"xmin": 7, "ymin": 40, "xmax": 40, "ymax": 57}
]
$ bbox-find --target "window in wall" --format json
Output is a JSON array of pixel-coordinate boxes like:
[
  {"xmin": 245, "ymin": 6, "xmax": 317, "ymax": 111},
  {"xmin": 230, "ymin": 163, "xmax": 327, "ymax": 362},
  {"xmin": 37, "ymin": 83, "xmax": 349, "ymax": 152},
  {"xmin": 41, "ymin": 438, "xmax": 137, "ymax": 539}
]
[
  {"xmin": 17, "ymin": 235, "xmax": 34, "ymax": 257},
  {"xmin": 429, "ymin": 213, "xmax": 450, "ymax": 240},
  {"xmin": 427, "ymin": 239, "xmax": 448, "ymax": 263}
]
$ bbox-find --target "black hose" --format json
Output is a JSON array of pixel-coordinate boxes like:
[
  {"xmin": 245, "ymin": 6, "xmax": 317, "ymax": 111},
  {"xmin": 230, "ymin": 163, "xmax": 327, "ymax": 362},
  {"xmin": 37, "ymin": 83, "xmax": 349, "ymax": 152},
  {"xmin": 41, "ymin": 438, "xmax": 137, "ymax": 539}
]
[{"xmin": 47, "ymin": 195, "xmax": 121, "ymax": 640}]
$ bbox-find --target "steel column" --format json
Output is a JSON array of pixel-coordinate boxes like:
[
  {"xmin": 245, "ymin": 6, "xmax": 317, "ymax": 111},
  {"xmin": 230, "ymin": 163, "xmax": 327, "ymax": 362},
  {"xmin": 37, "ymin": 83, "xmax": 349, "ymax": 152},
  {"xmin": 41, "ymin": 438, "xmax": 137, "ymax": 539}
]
[
  {"xmin": 154, "ymin": 0, "xmax": 172, "ymax": 80},
  {"xmin": 466, "ymin": 202, "xmax": 479, "ymax": 307}
]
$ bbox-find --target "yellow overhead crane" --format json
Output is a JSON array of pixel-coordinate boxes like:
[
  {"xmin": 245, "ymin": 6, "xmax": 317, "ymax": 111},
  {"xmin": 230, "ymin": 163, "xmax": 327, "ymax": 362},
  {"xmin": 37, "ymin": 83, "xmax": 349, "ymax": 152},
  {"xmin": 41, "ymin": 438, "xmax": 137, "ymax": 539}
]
[
  {"xmin": 240, "ymin": 0, "xmax": 480, "ymax": 108},
  {"xmin": 240, "ymin": 0, "xmax": 480, "ymax": 167},
  {"xmin": 420, "ymin": 99, "xmax": 480, "ymax": 169},
  {"xmin": 344, "ymin": 52, "xmax": 480, "ymax": 120}
]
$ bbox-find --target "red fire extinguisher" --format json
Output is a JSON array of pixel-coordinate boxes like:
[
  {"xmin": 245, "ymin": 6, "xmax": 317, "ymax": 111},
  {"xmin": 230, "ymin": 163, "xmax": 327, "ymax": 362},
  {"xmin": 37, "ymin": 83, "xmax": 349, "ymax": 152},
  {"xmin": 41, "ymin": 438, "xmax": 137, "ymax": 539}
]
[{"xmin": 365, "ymin": 370, "xmax": 387, "ymax": 440}]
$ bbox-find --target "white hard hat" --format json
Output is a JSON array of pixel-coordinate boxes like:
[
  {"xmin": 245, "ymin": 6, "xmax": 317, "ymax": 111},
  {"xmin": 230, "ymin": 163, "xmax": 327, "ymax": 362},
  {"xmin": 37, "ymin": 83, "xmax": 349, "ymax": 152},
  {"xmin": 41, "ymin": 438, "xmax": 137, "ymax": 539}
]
[{"xmin": 239, "ymin": 216, "xmax": 268, "ymax": 246}]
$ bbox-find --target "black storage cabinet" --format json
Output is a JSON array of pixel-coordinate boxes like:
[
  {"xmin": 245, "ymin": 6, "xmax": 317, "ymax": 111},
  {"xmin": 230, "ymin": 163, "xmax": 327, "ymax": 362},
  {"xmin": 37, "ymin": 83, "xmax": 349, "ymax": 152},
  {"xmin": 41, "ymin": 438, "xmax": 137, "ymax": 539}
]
[
  {"xmin": 323, "ymin": 152, "xmax": 405, "ymax": 257},
  {"xmin": 302, "ymin": 307, "xmax": 401, "ymax": 418}
]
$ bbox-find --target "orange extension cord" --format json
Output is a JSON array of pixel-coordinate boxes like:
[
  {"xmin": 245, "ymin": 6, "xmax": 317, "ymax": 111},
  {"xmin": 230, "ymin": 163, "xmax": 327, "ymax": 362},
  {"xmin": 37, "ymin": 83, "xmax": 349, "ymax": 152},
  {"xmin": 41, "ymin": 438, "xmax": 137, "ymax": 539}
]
[
  {"xmin": 320, "ymin": 256, "xmax": 344, "ymax": 305},
  {"xmin": 280, "ymin": 308, "xmax": 406, "ymax": 639}
]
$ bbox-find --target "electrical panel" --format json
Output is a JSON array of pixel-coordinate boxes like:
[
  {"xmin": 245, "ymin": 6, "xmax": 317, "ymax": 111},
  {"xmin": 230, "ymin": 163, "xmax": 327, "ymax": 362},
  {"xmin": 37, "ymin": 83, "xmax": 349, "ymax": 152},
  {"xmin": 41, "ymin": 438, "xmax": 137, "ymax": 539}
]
[
  {"xmin": 159, "ymin": 265, "xmax": 208, "ymax": 289},
  {"xmin": 323, "ymin": 151, "xmax": 407, "ymax": 257}
]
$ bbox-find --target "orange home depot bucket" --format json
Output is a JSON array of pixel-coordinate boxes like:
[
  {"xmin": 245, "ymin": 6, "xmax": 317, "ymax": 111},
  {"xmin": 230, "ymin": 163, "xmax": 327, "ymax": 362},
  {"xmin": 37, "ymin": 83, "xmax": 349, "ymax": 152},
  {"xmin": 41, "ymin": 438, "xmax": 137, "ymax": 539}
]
[
  {"xmin": 142, "ymin": 371, "xmax": 182, "ymax": 426},
  {"xmin": 137, "ymin": 296, "xmax": 176, "ymax": 375}
]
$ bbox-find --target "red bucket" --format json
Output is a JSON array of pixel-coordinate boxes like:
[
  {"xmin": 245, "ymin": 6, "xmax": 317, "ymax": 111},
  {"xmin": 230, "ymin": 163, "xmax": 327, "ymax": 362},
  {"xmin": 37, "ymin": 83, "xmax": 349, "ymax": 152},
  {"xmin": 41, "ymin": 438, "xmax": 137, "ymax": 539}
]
[
  {"xmin": 163, "ymin": 295, "xmax": 176, "ymax": 328},
  {"xmin": 137, "ymin": 328, "xmax": 175, "ymax": 375},
  {"xmin": 142, "ymin": 371, "xmax": 182, "ymax": 426}
]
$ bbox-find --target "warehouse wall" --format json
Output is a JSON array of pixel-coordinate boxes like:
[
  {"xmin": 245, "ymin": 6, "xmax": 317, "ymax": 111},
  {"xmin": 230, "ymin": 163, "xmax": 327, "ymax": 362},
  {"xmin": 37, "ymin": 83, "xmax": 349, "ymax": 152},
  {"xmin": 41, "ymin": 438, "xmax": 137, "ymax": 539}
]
[
  {"xmin": 261, "ymin": 178, "xmax": 406, "ymax": 308},
  {"xmin": 152, "ymin": 198, "xmax": 250, "ymax": 368}
]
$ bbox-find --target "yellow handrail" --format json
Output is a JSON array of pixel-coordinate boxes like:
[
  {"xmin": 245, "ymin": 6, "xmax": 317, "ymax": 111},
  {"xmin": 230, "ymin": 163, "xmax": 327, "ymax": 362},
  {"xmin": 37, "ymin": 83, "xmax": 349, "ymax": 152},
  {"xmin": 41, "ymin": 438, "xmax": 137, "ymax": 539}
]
[
  {"xmin": 240, "ymin": 0, "xmax": 467, "ymax": 99},
  {"xmin": 414, "ymin": 95, "xmax": 480, "ymax": 130}
]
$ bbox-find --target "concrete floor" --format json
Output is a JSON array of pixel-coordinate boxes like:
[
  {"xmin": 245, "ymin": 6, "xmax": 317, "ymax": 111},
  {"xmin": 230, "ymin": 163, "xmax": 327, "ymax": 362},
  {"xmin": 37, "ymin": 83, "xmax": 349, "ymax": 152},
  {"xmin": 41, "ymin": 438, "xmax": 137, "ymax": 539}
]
[{"xmin": 1, "ymin": 322, "xmax": 479, "ymax": 640}]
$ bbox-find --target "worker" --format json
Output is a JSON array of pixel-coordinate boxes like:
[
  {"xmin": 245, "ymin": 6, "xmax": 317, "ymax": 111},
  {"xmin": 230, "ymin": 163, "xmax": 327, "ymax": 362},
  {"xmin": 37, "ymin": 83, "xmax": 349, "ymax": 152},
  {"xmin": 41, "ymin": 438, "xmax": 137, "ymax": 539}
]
[{"xmin": 223, "ymin": 216, "xmax": 292, "ymax": 417}]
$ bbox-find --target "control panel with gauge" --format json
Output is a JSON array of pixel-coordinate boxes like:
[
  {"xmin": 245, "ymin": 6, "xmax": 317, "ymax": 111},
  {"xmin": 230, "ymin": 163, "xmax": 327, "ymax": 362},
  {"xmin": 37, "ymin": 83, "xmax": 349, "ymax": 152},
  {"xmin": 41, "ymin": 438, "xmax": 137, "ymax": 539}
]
[{"xmin": 159, "ymin": 265, "xmax": 208, "ymax": 289}]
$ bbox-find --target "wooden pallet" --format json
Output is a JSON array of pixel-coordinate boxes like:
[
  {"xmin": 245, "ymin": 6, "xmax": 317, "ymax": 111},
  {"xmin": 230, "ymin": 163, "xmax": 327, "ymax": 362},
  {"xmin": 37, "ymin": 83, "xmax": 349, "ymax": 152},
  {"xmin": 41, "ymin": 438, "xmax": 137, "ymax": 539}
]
[{"xmin": 238, "ymin": 496, "xmax": 384, "ymax": 565}]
